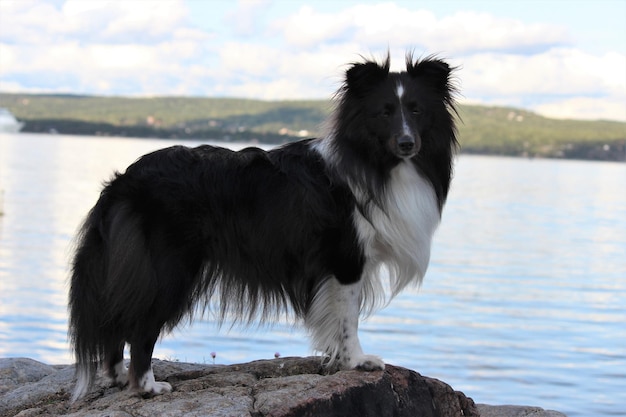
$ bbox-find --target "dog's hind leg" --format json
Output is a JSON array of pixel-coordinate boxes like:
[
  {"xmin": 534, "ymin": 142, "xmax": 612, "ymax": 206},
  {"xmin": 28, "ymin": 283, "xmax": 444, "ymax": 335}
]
[
  {"xmin": 103, "ymin": 338, "xmax": 128, "ymax": 388},
  {"xmin": 128, "ymin": 324, "xmax": 172, "ymax": 396},
  {"xmin": 306, "ymin": 278, "xmax": 385, "ymax": 371}
]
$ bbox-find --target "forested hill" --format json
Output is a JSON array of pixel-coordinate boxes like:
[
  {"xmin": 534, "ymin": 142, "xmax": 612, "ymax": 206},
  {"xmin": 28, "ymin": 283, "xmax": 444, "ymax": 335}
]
[{"xmin": 1, "ymin": 93, "xmax": 624, "ymax": 161}]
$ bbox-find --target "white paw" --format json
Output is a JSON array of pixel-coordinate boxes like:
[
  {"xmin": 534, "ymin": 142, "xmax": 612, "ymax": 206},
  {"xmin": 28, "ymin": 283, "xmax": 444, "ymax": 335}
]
[
  {"xmin": 105, "ymin": 362, "xmax": 129, "ymax": 388},
  {"xmin": 111, "ymin": 363, "xmax": 129, "ymax": 387},
  {"xmin": 145, "ymin": 381, "xmax": 172, "ymax": 395},
  {"xmin": 350, "ymin": 354, "xmax": 385, "ymax": 371},
  {"xmin": 114, "ymin": 372, "xmax": 129, "ymax": 387},
  {"xmin": 137, "ymin": 368, "xmax": 172, "ymax": 395}
]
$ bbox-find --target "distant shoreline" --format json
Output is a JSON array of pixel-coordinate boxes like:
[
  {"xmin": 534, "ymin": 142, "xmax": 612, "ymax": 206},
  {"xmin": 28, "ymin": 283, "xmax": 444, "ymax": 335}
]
[
  {"xmin": 2, "ymin": 92, "xmax": 625, "ymax": 162},
  {"xmin": 15, "ymin": 120, "xmax": 626, "ymax": 163}
]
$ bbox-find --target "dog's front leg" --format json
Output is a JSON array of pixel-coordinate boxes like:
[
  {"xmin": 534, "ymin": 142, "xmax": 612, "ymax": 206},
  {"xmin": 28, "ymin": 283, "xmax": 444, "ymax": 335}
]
[{"xmin": 306, "ymin": 278, "xmax": 385, "ymax": 371}]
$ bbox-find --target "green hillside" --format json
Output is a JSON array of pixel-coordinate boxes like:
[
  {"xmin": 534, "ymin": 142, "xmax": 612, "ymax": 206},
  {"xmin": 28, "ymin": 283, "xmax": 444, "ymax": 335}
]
[{"xmin": 1, "ymin": 93, "xmax": 624, "ymax": 161}]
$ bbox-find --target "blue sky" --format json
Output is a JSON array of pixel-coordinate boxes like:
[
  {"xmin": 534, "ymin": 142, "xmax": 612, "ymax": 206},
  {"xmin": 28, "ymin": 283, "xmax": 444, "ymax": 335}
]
[{"xmin": 1, "ymin": 0, "xmax": 625, "ymax": 121}]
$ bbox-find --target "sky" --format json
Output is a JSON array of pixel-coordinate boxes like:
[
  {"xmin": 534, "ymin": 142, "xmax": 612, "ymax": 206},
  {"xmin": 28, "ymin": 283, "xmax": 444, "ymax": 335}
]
[{"xmin": 0, "ymin": 0, "xmax": 625, "ymax": 122}]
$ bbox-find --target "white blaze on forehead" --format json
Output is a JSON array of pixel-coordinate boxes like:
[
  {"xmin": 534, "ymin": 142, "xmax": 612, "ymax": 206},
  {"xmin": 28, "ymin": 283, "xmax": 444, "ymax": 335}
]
[
  {"xmin": 396, "ymin": 82, "xmax": 404, "ymax": 99},
  {"xmin": 396, "ymin": 81, "xmax": 411, "ymax": 136}
]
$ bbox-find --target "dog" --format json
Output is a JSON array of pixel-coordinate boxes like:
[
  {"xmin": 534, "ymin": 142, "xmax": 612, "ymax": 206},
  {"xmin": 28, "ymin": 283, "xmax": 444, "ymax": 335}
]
[{"xmin": 69, "ymin": 54, "xmax": 458, "ymax": 401}]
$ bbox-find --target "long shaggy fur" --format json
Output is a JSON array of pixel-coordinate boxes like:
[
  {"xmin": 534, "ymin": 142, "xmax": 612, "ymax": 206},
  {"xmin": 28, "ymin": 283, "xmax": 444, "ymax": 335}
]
[{"xmin": 69, "ymin": 53, "xmax": 458, "ymax": 401}]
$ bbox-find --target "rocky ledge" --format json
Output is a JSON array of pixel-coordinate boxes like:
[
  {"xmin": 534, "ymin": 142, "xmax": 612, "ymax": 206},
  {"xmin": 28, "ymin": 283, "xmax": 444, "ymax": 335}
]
[{"xmin": 0, "ymin": 357, "xmax": 565, "ymax": 417}]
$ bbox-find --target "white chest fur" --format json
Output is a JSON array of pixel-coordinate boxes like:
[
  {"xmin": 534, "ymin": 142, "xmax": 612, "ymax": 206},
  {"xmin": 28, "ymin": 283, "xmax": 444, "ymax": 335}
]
[{"xmin": 353, "ymin": 161, "xmax": 440, "ymax": 314}]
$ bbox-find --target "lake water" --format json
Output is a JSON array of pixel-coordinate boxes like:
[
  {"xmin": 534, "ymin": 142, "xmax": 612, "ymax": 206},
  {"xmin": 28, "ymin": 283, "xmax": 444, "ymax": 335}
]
[{"xmin": 1, "ymin": 132, "xmax": 625, "ymax": 416}]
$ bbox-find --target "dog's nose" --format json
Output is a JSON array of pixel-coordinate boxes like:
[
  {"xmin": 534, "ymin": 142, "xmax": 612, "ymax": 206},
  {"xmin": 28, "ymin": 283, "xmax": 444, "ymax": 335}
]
[{"xmin": 397, "ymin": 135, "xmax": 415, "ymax": 153}]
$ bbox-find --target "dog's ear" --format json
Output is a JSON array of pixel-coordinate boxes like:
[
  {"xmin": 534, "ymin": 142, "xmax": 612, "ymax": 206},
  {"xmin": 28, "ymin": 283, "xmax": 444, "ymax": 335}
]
[
  {"xmin": 345, "ymin": 56, "xmax": 390, "ymax": 96},
  {"xmin": 406, "ymin": 56, "xmax": 453, "ymax": 94}
]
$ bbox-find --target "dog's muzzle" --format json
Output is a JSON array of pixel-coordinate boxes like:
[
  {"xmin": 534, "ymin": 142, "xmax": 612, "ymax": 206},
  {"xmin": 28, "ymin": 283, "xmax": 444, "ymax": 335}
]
[{"xmin": 397, "ymin": 134, "xmax": 420, "ymax": 157}]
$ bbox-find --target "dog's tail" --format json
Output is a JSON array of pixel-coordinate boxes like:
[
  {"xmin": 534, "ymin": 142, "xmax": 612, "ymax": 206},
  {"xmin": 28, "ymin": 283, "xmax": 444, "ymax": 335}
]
[
  {"xmin": 68, "ymin": 202, "xmax": 109, "ymax": 402},
  {"xmin": 69, "ymin": 195, "xmax": 159, "ymax": 401}
]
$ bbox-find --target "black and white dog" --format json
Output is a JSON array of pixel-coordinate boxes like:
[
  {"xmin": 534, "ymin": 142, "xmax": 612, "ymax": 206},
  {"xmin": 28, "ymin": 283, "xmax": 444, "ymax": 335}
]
[{"xmin": 69, "ymin": 54, "xmax": 458, "ymax": 401}]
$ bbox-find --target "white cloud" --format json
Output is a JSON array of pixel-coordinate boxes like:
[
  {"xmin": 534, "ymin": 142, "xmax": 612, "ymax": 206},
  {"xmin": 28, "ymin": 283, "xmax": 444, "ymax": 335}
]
[
  {"xmin": 95, "ymin": 1, "xmax": 188, "ymax": 42},
  {"xmin": 460, "ymin": 50, "xmax": 626, "ymax": 121},
  {"xmin": 0, "ymin": 0, "xmax": 624, "ymax": 121},
  {"xmin": 434, "ymin": 11, "xmax": 570, "ymax": 54},
  {"xmin": 460, "ymin": 49, "xmax": 626, "ymax": 108},
  {"xmin": 274, "ymin": 4, "xmax": 570, "ymax": 55},
  {"xmin": 218, "ymin": 42, "xmax": 280, "ymax": 78},
  {"xmin": 0, "ymin": 0, "xmax": 194, "ymax": 45},
  {"xmin": 227, "ymin": 77, "xmax": 314, "ymax": 101},
  {"xmin": 534, "ymin": 97, "xmax": 626, "ymax": 121},
  {"xmin": 0, "ymin": 0, "xmax": 212, "ymax": 95},
  {"xmin": 224, "ymin": 0, "xmax": 272, "ymax": 37},
  {"xmin": 0, "ymin": 0, "xmax": 69, "ymax": 44},
  {"xmin": 275, "ymin": 5, "xmax": 355, "ymax": 49},
  {"xmin": 0, "ymin": 79, "xmax": 25, "ymax": 92}
]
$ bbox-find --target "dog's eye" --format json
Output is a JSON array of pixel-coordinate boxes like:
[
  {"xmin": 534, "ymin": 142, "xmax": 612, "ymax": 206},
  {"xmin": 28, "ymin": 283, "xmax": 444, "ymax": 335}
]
[
  {"xmin": 381, "ymin": 104, "xmax": 394, "ymax": 118},
  {"xmin": 408, "ymin": 103, "xmax": 422, "ymax": 115}
]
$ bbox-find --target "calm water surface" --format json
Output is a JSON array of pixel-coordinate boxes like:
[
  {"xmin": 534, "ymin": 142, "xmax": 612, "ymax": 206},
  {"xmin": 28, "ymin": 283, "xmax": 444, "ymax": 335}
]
[{"xmin": 1, "ymin": 133, "xmax": 625, "ymax": 416}]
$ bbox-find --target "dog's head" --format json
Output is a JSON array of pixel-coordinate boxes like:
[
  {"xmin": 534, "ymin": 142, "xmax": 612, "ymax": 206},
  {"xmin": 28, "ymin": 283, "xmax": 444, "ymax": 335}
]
[{"xmin": 336, "ymin": 54, "xmax": 457, "ymax": 162}]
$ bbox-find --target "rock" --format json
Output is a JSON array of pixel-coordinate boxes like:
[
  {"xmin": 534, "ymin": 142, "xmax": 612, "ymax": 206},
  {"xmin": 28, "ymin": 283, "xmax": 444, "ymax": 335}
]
[
  {"xmin": 477, "ymin": 404, "xmax": 567, "ymax": 417},
  {"xmin": 0, "ymin": 358, "xmax": 59, "ymax": 394},
  {"xmin": 0, "ymin": 357, "xmax": 564, "ymax": 417}
]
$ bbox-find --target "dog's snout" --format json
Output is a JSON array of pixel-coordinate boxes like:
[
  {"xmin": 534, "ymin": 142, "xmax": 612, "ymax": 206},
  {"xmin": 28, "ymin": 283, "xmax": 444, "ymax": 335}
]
[{"xmin": 397, "ymin": 135, "xmax": 416, "ymax": 154}]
